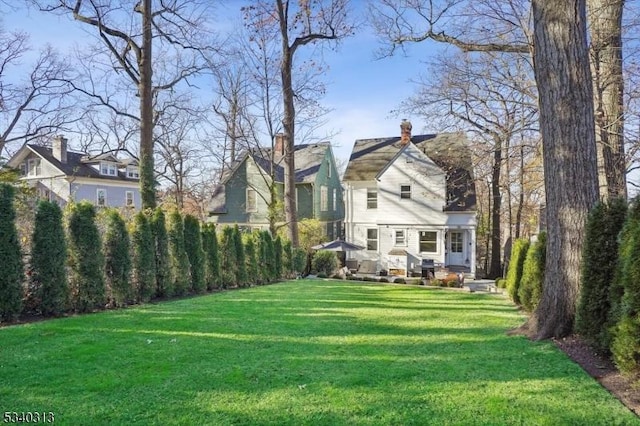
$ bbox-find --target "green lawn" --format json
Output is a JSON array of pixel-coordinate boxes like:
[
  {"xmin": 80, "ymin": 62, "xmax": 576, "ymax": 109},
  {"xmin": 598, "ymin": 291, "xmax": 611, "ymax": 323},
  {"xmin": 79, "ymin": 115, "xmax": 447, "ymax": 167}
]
[{"xmin": 1, "ymin": 280, "xmax": 637, "ymax": 425}]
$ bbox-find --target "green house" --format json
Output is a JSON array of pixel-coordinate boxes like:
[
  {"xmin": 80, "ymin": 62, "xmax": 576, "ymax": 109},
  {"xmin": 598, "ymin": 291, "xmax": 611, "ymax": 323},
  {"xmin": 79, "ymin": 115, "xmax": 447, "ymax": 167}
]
[{"xmin": 207, "ymin": 138, "xmax": 344, "ymax": 239}]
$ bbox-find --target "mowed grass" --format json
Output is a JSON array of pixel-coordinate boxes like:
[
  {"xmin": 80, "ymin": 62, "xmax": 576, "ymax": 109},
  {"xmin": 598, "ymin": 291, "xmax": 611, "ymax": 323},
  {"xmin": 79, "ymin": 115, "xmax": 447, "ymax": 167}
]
[{"xmin": 1, "ymin": 280, "xmax": 637, "ymax": 425}]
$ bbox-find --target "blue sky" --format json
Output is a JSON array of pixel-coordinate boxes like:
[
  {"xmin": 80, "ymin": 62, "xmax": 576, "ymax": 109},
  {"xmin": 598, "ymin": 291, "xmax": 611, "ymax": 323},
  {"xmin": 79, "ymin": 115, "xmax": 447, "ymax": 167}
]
[{"xmin": 6, "ymin": 2, "xmax": 439, "ymax": 167}]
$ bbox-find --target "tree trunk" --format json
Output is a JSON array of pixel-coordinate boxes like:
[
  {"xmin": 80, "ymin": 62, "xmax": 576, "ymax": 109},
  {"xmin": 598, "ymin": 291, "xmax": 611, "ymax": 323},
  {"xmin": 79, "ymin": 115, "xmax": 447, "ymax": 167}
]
[
  {"xmin": 278, "ymin": 1, "xmax": 299, "ymax": 247},
  {"xmin": 489, "ymin": 140, "xmax": 502, "ymax": 279},
  {"xmin": 139, "ymin": 0, "xmax": 155, "ymax": 209},
  {"xmin": 588, "ymin": 0, "xmax": 626, "ymax": 200},
  {"xmin": 515, "ymin": 144, "xmax": 524, "ymax": 239},
  {"xmin": 531, "ymin": 0, "xmax": 599, "ymax": 339}
]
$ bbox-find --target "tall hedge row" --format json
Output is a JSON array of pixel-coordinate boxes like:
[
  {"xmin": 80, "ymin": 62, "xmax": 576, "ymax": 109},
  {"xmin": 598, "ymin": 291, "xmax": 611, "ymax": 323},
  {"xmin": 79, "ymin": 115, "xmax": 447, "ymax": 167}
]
[
  {"xmin": 517, "ymin": 232, "xmax": 546, "ymax": 313},
  {"xmin": 0, "ymin": 196, "xmax": 296, "ymax": 323}
]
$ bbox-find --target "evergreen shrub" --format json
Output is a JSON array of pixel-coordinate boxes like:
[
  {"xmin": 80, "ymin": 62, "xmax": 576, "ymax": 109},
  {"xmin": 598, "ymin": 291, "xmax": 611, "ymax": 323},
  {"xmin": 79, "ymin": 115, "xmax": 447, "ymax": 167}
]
[
  {"xmin": 151, "ymin": 208, "xmax": 172, "ymax": 298},
  {"xmin": 66, "ymin": 202, "xmax": 106, "ymax": 312},
  {"xmin": 518, "ymin": 232, "xmax": 547, "ymax": 313},
  {"xmin": 505, "ymin": 238, "xmax": 530, "ymax": 304},
  {"xmin": 30, "ymin": 200, "xmax": 68, "ymax": 316},
  {"xmin": 131, "ymin": 211, "xmax": 156, "ymax": 303},
  {"xmin": 167, "ymin": 210, "xmax": 190, "ymax": 296},
  {"xmin": 0, "ymin": 183, "xmax": 23, "ymax": 321},
  {"xmin": 103, "ymin": 209, "xmax": 132, "ymax": 306},
  {"xmin": 312, "ymin": 250, "xmax": 338, "ymax": 276},
  {"xmin": 184, "ymin": 215, "xmax": 206, "ymax": 293},
  {"xmin": 202, "ymin": 224, "xmax": 220, "ymax": 290}
]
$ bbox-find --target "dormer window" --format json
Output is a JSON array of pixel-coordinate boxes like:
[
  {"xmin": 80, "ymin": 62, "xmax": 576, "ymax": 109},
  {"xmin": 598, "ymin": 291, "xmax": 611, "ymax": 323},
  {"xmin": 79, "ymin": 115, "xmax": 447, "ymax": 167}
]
[
  {"xmin": 126, "ymin": 166, "xmax": 139, "ymax": 179},
  {"xmin": 100, "ymin": 162, "xmax": 118, "ymax": 176}
]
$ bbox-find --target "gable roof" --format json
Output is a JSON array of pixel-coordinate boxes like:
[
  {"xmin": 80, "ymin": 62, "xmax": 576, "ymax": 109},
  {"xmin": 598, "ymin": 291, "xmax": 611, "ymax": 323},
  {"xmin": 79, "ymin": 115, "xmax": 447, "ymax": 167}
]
[
  {"xmin": 343, "ymin": 133, "xmax": 476, "ymax": 211},
  {"xmin": 8, "ymin": 144, "xmax": 139, "ymax": 181},
  {"xmin": 209, "ymin": 142, "xmax": 333, "ymax": 216}
]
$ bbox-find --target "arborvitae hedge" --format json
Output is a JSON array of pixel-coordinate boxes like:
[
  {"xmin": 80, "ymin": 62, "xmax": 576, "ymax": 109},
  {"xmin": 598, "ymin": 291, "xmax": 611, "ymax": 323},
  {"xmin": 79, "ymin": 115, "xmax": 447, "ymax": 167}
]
[
  {"xmin": 260, "ymin": 230, "xmax": 276, "ymax": 282},
  {"xmin": 518, "ymin": 232, "xmax": 546, "ymax": 313},
  {"xmin": 131, "ymin": 211, "xmax": 156, "ymax": 303},
  {"xmin": 184, "ymin": 215, "xmax": 206, "ymax": 293},
  {"xmin": 30, "ymin": 200, "xmax": 68, "ymax": 316},
  {"xmin": 243, "ymin": 233, "xmax": 259, "ymax": 286},
  {"xmin": 274, "ymin": 235, "xmax": 283, "ymax": 279},
  {"xmin": 505, "ymin": 238, "xmax": 530, "ymax": 305},
  {"xmin": 233, "ymin": 225, "xmax": 247, "ymax": 287},
  {"xmin": 283, "ymin": 239, "xmax": 293, "ymax": 278},
  {"xmin": 103, "ymin": 209, "xmax": 132, "ymax": 306},
  {"xmin": 167, "ymin": 210, "xmax": 190, "ymax": 296},
  {"xmin": 67, "ymin": 202, "xmax": 106, "ymax": 312},
  {"xmin": 612, "ymin": 200, "xmax": 640, "ymax": 376},
  {"xmin": 0, "ymin": 183, "xmax": 23, "ymax": 321},
  {"xmin": 219, "ymin": 226, "xmax": 237, "ymax": 288},
  {"xmin": 151, "ymin": 208, "xmax": 172, "ymax": 298},
  {"xmin": 576, "ymin": 199, "xmax": 627, "ymax": 349},
  {"xmin": 292, "ymin": 247, "xmax": 307, "ymax": 276},
  {"xmin": 202, "ymin": 223, "xmax": 220, "ymax": 290}
]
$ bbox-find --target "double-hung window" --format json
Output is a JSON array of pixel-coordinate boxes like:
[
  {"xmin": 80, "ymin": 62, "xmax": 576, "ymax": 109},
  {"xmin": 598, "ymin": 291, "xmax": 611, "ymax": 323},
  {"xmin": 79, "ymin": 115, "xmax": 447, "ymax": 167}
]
[
  {"xmin": 246, "ymin": 188, "xmax": 257, "ymax": 212},
  {"xmin": 367, "ymin": 228, "xmax": 378, "ymax": 251},
  {"xmin": 395, "ymin": 230, "xmax": 406, "ymax": 246},
  {"xmin": 320, "ymin": 185, "xmax": 328, "ymax": 211},
  {"xmin": 96, "ymin": 188, "xmax": 107, "ymax": 207},
  {"xmin": 366, "ymin": 188, "xmax": 377, "ymax": 209},
  {"xmin": 419, "ymin": 231, "xmax": 437, "ymax": 253},
  {"xmin": 400, "ymin": 184, "xmax": 412, "ymax": 199}
]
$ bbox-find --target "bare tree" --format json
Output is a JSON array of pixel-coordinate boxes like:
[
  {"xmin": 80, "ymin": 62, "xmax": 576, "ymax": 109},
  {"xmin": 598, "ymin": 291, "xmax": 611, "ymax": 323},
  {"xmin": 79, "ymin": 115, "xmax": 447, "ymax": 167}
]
[
  {"xmin": 32, "ymin": 0, "xmax": 214, "ymax": 209},
  {"xmin": 243, "ymin": 0, "xmax": 354, "ymax": 247},
  {"xmin": 404, "ymin": 50, "xmax": 538, "ymax": 278},
  {"xmin": 531, "ymin": 0, "xmax": 599, "ymax": 339},
  {"xmin": 0, "ymin": 29, "xmax": 77, "ymax": 156}
]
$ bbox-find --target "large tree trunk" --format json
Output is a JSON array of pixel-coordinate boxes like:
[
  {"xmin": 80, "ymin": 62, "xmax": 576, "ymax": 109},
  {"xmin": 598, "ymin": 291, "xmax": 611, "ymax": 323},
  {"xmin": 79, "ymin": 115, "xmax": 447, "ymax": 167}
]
[
  {"xmin": 489, "ymin": 140, "xmax": 502, "ymax": 279},
  {"xmin": 588, "ymin": 0, "xmax": 626, "ymax": 200},
  {"xmin": 139, "ymin": 0, "xmax": 156, "ymax": 209},
  {"xmin": 531, "ymin": 0, "xmax": 599, "ymax": 339},
  {"xmin": 278, "ymin": 1, "xmax": 299, "ymax": 247}
]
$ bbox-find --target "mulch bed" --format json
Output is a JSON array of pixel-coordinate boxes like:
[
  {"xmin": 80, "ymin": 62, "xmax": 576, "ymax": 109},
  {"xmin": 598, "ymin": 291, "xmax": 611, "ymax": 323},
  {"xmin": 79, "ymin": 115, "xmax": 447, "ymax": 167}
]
[{"xmin": 553, "ymin": 335, "xmax": 639, "ymax": 417}]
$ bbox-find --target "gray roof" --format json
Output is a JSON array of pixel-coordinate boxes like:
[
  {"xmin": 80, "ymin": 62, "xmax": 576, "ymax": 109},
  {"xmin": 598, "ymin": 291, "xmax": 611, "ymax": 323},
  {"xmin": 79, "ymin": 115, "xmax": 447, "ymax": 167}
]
[
  {"xmin": 22, "ymin": 145, "xmax": 138, "ymax": 181},
  {"xmin": 343, "ymin": 133, "xmax": 476, "ymax": 211}
]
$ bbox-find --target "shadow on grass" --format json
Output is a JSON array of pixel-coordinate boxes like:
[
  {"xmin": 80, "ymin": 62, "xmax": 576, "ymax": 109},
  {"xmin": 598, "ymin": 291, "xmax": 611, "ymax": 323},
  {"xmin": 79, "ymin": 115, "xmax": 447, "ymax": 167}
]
[{"xmin": 0, "ymin": 280, "xmax": 636, "ymax": 425}]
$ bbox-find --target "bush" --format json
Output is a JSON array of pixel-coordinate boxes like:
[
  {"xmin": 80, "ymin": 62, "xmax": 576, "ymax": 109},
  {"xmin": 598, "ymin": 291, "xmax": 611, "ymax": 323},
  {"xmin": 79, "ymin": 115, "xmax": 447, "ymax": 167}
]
[
  {"xmin": 379, "ymin": 278, "xmax": 389, "ymax": 283},
  {"xmin": 611, "ymin": 199, "xmax": 640, "ymax": 376},
  {"xmin": 103, "ymin": 210, "xmax": 132, "ymax": 306},
  {"xmin": 282, "ymin": 240, "xmax": 293, "ymax": 278},
  {"xmin": 576, "ymin": 199, "xmax": 627, "ymax": 348},
  {"xmin": 243, "ymin": 233, "xmax": 259, "ymax": 286},
  {"xmin": 131, "ymin": 212, "xmax": 155, "ymax": 303},
  {"xmin": 151, "ymin": 208, "xmax": 172, "ymax": 298},
  {"xmin": 393, "ymin": 278, "xmax": 406, "ymax": 284},
  {"xmin": 202, "ymin": 224, "xmax": 220, "ymax": 290},
  {"xmin": 219, "ymin": 226, "xmax": 237, "ymax": 288},
  {"xmin": 233, "ymin": 225, "xmax": 247, "ymax": 287},
  {"xmin": 66, "ymin": 202, "xmax": 106, "ymax": 312},
  {"xmin": 496, "ymin": 278, "xmax": 507, "ymax": 289},
  {"xmin": 505, "ymin": 238, "xmax": 530, "ymax": 304},
  {"xmin": 184, "ymin": 215, "xmax": 206, "ymax": 293},
  {"xmin": 30, "ymin": 200, "xmax": 68, "ymax": 316},
  {"xmin": 167, "ymin": 210, "xmax": 190, "ymax": 296},
  {"xmin": 292, "ymin": 247, "xmax": 307, "ymax": 276},
  {"xmin": 274, "ymin": 235, "xmax": 283, "ymax": 280},
  {"xmin": 0, "ymin": 183, "xmax": 24, "ymax": 321},
  {"xmin": 312, "ymin": 250, "xmax": 338, "ymax": 276},
  {"xmin": 518, "ymin": 232, "xmax": 547, "ymax": 313}
]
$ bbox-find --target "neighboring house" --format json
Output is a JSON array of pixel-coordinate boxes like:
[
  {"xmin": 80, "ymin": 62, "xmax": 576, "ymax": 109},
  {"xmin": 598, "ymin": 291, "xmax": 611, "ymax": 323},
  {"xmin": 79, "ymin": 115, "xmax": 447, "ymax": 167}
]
[
  {"xmin": 6, "ymin": 135, "xmax": 141, "ymax": 209},
  {"xmin": 208, "ymin": 135, "xmax": 345, "ymax": 239},
  {"xmin": 343, "ymin": 120, "xmax": 477, "ymax": 278}
]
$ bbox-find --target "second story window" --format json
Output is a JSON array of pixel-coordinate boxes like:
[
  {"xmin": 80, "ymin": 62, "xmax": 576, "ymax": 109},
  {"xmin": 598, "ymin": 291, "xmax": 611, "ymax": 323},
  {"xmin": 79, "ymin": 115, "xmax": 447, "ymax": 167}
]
[
  {"xmin": 366, "ymin": 188, "xmax": 377, "ymax": 209},
  {"xmin": 27, "ymin": 158, "xmax": 41, "ymax": 176},
  {"xmin": 400, "ymin": 184, "xmax": 412, "ymax": 199},
  {"xmin": 246, "ymin": 188, "xmax": 257, "ymax": 212},
  {"xmin": 333, "ymin": 188, "xmax": 337, "ymax": 211},
  {"xmin": 320, "ymin": 185, "xmax": 328, "ymax": 211}
]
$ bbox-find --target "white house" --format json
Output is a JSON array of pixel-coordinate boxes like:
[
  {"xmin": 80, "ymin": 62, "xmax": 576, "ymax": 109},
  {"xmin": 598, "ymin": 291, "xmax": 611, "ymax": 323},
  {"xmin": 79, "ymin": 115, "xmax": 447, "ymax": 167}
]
[
  {"xmin": 6, "ymin": 135, "xmax": 141, "ymax": 209},
  {"xmin": 343, "ymin": 120, "xmax": 477, "ymax": 278}
]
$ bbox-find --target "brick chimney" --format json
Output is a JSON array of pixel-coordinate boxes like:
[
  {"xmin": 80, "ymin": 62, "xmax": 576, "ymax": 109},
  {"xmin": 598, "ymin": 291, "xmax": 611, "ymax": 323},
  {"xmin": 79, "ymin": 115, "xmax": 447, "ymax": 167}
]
[
  {"xmin": 400, "ymin": 119, "xmax": 412, "ymax": 145},
  {"xmin": 52, "ymin": 135, "xmax": 68, "ymax": 163},
  {"xmin": 274, "ymin": 133, "xmax": 285, "ymax": 156}
]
